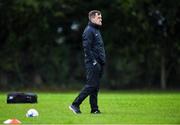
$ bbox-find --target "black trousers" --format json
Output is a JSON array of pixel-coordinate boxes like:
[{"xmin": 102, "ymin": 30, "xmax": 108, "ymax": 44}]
[{"xmin": 72, "ymin": 63, "xmax": 103, "ymax": 111}]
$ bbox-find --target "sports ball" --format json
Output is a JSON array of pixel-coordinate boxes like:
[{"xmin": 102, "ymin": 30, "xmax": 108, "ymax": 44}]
[{"xmin": 26, "ymin": 109, "xmax": 39, "ymax": 117}]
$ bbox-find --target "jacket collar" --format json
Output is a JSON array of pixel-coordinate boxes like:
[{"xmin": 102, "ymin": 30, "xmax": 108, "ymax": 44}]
[{"xmin": 88, "ymin": 21, "xmax": 100, "ymax": 29}]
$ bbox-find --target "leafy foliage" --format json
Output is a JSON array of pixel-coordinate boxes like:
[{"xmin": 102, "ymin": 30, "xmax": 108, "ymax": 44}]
[{"xmin": 0, "ymin": 0, "xmax": 179, "ymax": 90}]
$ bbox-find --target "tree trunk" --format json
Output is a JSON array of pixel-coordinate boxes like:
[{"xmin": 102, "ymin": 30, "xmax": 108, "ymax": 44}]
[{"xmin": 161, "ymin": 54, "xmax": 166, "ymax": 89}]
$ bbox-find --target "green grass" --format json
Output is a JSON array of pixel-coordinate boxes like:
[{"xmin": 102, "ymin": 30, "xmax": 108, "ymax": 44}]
[{"xmin": 0, "ymin": 91, "xmax": 180, "ymax": 124}]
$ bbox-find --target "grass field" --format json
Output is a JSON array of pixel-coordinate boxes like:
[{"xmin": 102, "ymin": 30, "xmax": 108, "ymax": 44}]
[{"xmin": 0, "ymin": 91, "xmax": 180, "ymax": 124}]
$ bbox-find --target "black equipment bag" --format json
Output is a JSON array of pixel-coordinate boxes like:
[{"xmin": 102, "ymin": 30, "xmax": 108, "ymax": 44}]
[{"xmin": 7, "ymin": 92, "xmax": 37, "ymax": 103}]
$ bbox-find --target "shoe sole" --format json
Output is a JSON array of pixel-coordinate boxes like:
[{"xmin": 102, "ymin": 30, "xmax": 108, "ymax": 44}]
[{"xmin": 69, "ymin": 106, "xmax": 78, "ymax": 114}]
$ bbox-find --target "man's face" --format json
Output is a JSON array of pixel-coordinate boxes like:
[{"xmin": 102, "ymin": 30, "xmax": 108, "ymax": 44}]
[{"xmin": 91, "ymin": 13, "xmax": 102, "ymax": 26}]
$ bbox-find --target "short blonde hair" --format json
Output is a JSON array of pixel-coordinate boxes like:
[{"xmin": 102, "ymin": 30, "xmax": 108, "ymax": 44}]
[{"xmin": 88, "ymin": 10, "xmax": 101, "ymax": 20}]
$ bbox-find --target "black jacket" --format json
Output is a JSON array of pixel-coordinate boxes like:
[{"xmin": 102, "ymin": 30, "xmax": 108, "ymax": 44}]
[{"xmin": 82, "ymin": 22, "xmax": 106, "ymax": 67}]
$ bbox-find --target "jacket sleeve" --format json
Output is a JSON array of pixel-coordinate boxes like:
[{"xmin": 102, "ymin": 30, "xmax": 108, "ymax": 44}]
[{"xmin": 82, "ymin": 30, "xmax": 96, "ymax": 64}]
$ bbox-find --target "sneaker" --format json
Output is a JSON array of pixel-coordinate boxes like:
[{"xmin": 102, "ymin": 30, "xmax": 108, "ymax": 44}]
[
  {"xmin": 91, "ymin": 110, "xmax": 101, "ymax": 114},
  {"xmin": 69, "ymin": 105, "xmax": 81, "ymax": 114}
]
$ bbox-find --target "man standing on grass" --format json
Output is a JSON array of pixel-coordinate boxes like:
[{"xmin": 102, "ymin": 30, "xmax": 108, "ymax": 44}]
[{"xmin": 69, "ymin": 10, "xmax": 106, "ymax": 114}]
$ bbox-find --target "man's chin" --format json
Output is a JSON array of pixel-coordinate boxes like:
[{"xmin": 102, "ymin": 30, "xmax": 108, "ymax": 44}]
[{"xmin": 98, "ymin": 23, "xmax": 102, "ymax": 26}]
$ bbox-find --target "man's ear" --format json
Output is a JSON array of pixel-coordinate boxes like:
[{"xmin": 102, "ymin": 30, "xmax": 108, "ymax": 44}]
[{"xmin": 90, "ymin": 18, "xmax": 94, "ymax": 23}]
